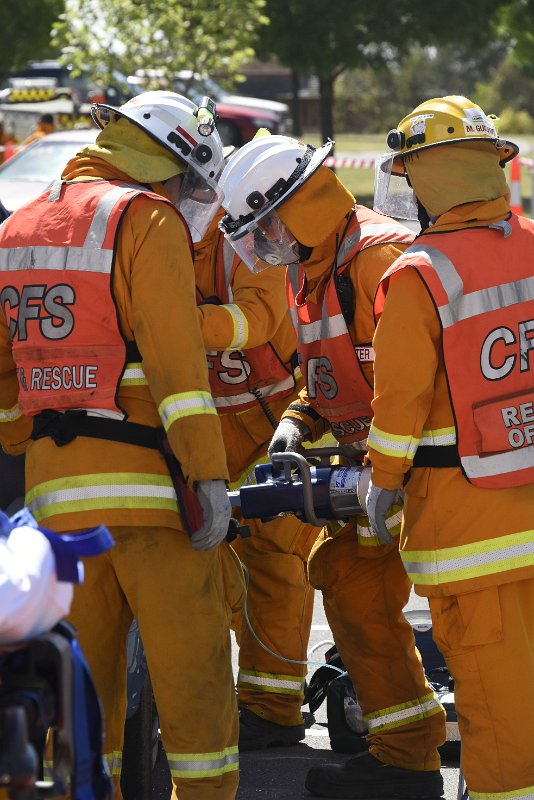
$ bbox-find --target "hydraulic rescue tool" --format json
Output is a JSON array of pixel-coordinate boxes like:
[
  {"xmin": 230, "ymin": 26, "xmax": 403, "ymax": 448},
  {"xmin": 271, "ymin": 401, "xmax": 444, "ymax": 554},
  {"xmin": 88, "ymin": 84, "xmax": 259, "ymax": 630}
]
[{"xmin": 228, "ymin": 448, "xmax": 372, "ymax": 526}]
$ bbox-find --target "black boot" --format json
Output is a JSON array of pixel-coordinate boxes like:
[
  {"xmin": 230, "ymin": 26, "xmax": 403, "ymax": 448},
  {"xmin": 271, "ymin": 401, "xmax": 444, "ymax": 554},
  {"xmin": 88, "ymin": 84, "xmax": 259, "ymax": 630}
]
[
  {"xmin": 305, "ymin": 752, "xmax": 444, "ymax": 799},
  {"xmin": 239, "ymin": 707, "xmax": 305, "ymax": 751}
]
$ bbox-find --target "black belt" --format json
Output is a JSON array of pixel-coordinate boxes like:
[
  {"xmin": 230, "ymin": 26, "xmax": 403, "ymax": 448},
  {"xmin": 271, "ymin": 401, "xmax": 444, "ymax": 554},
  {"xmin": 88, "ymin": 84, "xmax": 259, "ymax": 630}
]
[
  {"xmin": 31, "ymin": 409, "xmax": 162, "ymax": 450},
  {"xmin": 31, "ymin": 410, "xmax": 206, "ymax": 536},
  {"xmin": 412, "ymin": 445, "xmax": 461, "ymax": 468}
]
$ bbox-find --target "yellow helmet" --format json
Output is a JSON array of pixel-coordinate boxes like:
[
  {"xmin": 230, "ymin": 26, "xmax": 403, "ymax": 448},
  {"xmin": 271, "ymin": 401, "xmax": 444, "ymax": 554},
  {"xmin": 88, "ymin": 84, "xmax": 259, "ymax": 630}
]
[{"xmin": 386, "ymin": 95, "xmax": 518, "ymax": 175}]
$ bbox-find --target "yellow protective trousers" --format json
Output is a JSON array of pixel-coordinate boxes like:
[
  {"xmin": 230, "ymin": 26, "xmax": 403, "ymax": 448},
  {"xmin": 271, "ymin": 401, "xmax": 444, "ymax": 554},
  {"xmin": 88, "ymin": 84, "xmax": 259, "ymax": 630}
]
[
  {"xmin": 232, "ymin": 514, "xmax": 320, "ymax": 727},
  {"xmin": 67, "ymin": 527, "xmax": 245, "ymax": 800},
  {"xmin": 308, "ymin": 527, "xmax": 446, "ymax": 771},
  {"xmin": 428, "ymin": 578, "xmax": 534, "ymax": 799}
]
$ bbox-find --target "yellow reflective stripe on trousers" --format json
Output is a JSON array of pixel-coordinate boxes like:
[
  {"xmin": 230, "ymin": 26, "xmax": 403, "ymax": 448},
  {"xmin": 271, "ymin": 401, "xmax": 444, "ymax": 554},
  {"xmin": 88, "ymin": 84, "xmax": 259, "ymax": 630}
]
[
  {"xmin": 368, "ymin": 423, "xmax": 419, "ymax": 460},
  {"xmin": 159, "ymin": 391, "xmax": 216, "ymax": 431},
  {"xmin": 470, "ymin": 786, "xmax": 534, "ymax": 800},
  {"xmin": 356, "ymin": 506, "xmax": 402, "ymax": 546},
  {"xmin": 237, "ymin": 668, "xmax": 305, "ymax": 696},
  {"xmin": 0, "ymin": 403, "xmax": 23, "ymax": 422},
  {"xmin": 25, "ymin": 472, "xmax": 178, "ymax": 523},
  {"xmin": 365, "ymin": 691, "xmax": 443, "ymax": 732},
  {"xmin": 120, "ymin": 362, "xmax": 148, "ymax": 386},
  {"xmin": 402, "ymin": 529, "xmax": 534, "ymax": 586},
  {"xmin": 166, "ymin": 746, "xmax": 238, "ymax": 779},
  {"xmin": 224, "ymin": 303, "xmax": 249, "ymax": 349},
  {"xmin": 103, "ymin": 750, "xmax": 122, "ymax": 776}
]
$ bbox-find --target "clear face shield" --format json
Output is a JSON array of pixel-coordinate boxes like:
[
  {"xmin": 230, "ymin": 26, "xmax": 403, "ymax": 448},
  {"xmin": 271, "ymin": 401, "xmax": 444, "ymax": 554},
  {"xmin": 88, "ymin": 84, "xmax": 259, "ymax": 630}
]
[
  {"xmin": 175, "ymin": 169, "xmax": 224, "ymax": 243},
  {"xmin": 221, "ymin": 208, "xmax": 301, "ymax": 273},
  {"xmin": 373, "ymin": 153, "xmax": 419, "ymax": 221}
]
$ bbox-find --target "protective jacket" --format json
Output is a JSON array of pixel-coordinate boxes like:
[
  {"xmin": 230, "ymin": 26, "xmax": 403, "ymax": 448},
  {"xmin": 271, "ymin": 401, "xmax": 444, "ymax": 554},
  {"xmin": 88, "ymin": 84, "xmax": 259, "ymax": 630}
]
[
  {"xmin": 0, "ymin": 155, "xmax": 229, "ymax": 533},
  {"xmin": 368, "ymin": 208, "xmax": 534, "ymax": 595},
  {"xmin": 195, "ymin": 213, "xmax": 302, "ymax": 483},
  {"xmin": 199, "ymin": 233, "xmax": 298, "ymax": 415},
  {"xmin": 286, "ymin": 206, "xmax": 413, "ymax": 444},
  {"xmin": 375, "ymin": 216, "xmax": 534, "ymax": 488}
]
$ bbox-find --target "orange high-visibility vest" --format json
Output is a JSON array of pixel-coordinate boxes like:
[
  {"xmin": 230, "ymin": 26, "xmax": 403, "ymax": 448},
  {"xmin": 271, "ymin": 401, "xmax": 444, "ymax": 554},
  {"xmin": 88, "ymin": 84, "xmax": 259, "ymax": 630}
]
[
  {"xmin": 0, "ymin": 179, "xmax": 184, "ymax": 418},
  {"xmin": 287, "ymin": 206, "xmax": 414, "ymax": 444},
  {"xmin": 374, "ymin": 216, "xmax": 534, "ymax": 488},
  {"xmin": 199, "ymin": 237, "xmax": 298, "ymax": 413}
]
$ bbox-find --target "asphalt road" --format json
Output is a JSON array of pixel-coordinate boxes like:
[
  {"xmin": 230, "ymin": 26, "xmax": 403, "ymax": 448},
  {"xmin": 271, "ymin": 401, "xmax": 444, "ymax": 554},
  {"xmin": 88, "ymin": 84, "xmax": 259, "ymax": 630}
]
[{"xmin": 151, "ymin": 588, "xmax": 462, "ymax": 800}]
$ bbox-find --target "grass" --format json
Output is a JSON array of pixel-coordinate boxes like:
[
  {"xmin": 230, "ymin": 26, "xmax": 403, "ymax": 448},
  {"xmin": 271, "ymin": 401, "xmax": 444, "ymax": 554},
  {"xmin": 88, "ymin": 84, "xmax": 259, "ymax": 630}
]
[{"xmin": 299, "ymin": 131, "xmax": 534, "ymax": 211}]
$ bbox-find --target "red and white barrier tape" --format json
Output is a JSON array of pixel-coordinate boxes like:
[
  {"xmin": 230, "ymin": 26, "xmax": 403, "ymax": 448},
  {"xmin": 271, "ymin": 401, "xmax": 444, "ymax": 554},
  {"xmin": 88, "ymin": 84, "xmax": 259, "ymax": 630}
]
[{"xmin": 324, "ymin": 154, "xmax": 534, "ymax": 170}]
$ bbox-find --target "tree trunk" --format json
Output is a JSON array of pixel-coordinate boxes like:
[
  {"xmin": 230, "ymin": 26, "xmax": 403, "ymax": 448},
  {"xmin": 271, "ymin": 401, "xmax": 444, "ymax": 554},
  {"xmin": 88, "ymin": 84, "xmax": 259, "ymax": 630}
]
[
  {"xmin": 318, "ymin": 73, "xmax": 335, "ymax": 148},
  {"xmin": 290, "ymin": 68, "xmax": 302, "ymax": 137}
]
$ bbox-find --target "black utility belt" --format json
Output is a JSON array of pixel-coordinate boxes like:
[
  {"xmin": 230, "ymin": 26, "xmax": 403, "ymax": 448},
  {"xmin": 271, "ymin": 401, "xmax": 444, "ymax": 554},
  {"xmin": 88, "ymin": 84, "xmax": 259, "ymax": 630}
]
[
  {"xmin": 412, "ymin": 445, "xmax": 461, "ymax": 468},
  {"xmin": 31, "ymin": 410, "xmax": 162, "ymax": 450}
]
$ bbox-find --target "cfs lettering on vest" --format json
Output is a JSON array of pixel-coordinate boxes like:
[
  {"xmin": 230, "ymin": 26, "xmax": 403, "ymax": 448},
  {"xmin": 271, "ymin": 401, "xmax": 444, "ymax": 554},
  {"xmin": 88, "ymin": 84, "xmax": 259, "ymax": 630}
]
[
  {"xmin": 1, "ymin": 283, "xmax": 75, "ymax": 341},
  {"xmin": 480, "ymin": 320, "xmax": 534, "ymax": 380}
]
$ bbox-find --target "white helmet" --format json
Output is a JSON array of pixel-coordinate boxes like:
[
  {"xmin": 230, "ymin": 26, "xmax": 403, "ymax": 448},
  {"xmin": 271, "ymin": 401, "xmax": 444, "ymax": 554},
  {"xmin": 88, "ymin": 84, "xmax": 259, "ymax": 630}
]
[
  {"xmin": 92, "ymin": 90, "xmax": 225, "ymax": 241},
  {"xmin": 219, "ymin": 134, "xmax": 332, "ymax": 272}
]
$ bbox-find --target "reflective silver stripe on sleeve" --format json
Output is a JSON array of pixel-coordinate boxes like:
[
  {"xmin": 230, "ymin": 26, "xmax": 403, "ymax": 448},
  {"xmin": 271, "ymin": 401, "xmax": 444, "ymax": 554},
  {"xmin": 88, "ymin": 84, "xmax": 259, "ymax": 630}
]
[
  {"xmin": 225, "ymin": 303, "xmax": 248, "ymax": 349},
  {"xmin": 0, "ymin": 246, "xmax": 113, "ymax": 273},
  {"xmin": 159, "ymin": 391, "xmax": 216, "ymax": 430},
  {"xmin": 419, "ymin": 428, "xmax": 457, "ymax": 446},
  {"xmin": 213, "ymin": 373, "xmax": 296, "ymax": 408},
  {"xmin": 0, "ymin": 404, "xmax": 22, "ymax": 422}
]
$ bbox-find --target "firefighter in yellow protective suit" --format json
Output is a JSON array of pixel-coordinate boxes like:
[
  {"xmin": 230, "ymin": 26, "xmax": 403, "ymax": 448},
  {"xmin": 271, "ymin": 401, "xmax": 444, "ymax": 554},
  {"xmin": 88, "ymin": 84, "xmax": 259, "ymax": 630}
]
[
  {"xmin": 218, "ymin": 133, "xmax": 446, "ymax": 799},
  {"xmin": 367, "ymin": 96, "xmax": 534, "ymax": 800},
  {"xmin": 0, "ymin": 91, "xmax": 245, "ymax": 800},
  {"xmin": 194, "ymin": 208, "xmax": 320, "ymax": 749}
]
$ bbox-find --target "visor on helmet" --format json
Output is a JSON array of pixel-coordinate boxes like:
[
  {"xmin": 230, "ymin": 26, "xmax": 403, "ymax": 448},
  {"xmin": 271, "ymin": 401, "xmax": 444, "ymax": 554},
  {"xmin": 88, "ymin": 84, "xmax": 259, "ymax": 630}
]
[
  {"xmin": 176, "ymin": 170, "xmax": 224, "ymax": 243},
  {"xmin": 373, "ymin": 153, "xmax": 419, "ymax": 222},
  {"xmin": 220, "ymin": 208, "xmax": 300, "ymax": 273}
]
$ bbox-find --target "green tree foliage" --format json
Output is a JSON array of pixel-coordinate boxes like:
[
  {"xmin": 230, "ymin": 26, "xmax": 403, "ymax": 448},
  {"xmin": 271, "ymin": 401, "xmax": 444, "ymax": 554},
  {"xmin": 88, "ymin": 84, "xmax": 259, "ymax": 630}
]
[
  {"xmin": 52, "ymin": 0, "xmax": 268, "ymax": 91},
  {"xmin": 493, "ymin": 0, "xmax": 534, "ymax": 78},
  {"xmin": 0, "ymin": 0, "xmax": 64, "ymax": 76},
  {"xmin": 259, "ymin": 0, "xmax": 511, "ymax": 143},
  {"xmin": 336, "ymin": 42, "xmax": 511, "ymax": 134}
]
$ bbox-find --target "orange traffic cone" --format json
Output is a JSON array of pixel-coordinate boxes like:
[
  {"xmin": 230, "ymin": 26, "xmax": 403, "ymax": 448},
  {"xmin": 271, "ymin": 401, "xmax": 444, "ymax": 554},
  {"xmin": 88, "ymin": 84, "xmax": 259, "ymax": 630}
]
[{"xmin": 509, "ymin": 156, "xmax": 523, "ymax": 215}]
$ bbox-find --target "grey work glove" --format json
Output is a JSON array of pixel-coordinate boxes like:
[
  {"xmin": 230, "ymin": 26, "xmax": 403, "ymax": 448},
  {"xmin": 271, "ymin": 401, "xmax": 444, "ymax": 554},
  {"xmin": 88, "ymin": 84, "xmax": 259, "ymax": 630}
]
[
  {"xmin": 365, "ymin": 480, "xmax": 404, "ymax": 545},
  {"xmin": 191, "ymin": 480, "xmax": 231, "ymax": 551},
  {"xmin": 339, "ymin": 438, "xmax": 368, "ymax": 463},
  {"xmin": 267, "ymin": 417, "xmax": 311, "ymax": 458}
]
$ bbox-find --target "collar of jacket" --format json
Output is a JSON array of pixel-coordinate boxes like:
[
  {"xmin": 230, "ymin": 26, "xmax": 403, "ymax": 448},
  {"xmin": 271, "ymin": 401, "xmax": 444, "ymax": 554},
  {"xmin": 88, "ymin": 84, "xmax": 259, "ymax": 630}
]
[
  {"xmin": 423, "ymin": 196, "xmax": 512, "ymax": 234},
  {"xmin": 61, "ymin": 154, "xmax": 172, "ymax": 202}
]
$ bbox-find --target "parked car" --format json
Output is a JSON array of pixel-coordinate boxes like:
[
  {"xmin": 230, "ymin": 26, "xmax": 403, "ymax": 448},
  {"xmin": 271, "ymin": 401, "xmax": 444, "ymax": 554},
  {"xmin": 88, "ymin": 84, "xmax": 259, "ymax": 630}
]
[
  {"xmin": 0, "ymin": 127, "xmax": 98, "ymax": 214},
  {"xmin": 4, "ymin": 60, "xmax": 126, "ymax": 106},
  {"xmin": 128, "ymin": 70, "xmax": 290, "ymax": 147}
]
